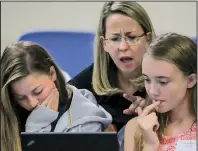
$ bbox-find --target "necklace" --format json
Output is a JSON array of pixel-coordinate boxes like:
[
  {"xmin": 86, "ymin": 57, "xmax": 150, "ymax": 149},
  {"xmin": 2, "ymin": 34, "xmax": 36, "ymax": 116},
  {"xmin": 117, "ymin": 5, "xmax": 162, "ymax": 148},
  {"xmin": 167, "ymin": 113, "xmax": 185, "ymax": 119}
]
[{"xmin": 68, "ymin": 107, "xmax": 72, "ymax": 126}]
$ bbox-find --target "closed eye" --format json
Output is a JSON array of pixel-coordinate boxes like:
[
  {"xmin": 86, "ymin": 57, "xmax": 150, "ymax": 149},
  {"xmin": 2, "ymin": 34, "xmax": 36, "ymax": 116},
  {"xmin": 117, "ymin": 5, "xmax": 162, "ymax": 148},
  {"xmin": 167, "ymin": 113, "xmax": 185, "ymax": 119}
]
[
  {"xmin": 15, "ymin": 96, "xmax": 26, "ymax": 102},
  {"xmin": 34, "ymin": 90, "xmax": 43, "ymax": 95},
  {"xmin": 111, "ymin": 37, "xmax": 120, "ymax": 41},
  {"xmin": 144, "ymin": 78, "xmax": 151, "ymax": 84},
  {"xmin": 33, "ymin": 88, "xmax": 43, "ymax": 95},
  {"xmin": 159, "ymin": 81, "xmax": 168, "ymax": 86}
]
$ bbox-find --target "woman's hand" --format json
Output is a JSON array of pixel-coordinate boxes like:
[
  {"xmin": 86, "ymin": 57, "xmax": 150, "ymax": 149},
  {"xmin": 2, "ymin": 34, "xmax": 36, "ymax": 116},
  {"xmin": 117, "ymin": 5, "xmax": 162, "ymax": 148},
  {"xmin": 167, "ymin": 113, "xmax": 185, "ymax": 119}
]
[
  {"xmin": 41, "ymin": 88, "xmax": 59, "ymax": 112},
  {"xmin": 136, "ymin": 101, "xmax": 160, "ymax": 147},
  {"xmin": 123, "ymin": 94, "xmax": 146, "ymax": 115},
  {"xmin": 104, "ymin": 124, "xmax": 117, "ymax": 132}
]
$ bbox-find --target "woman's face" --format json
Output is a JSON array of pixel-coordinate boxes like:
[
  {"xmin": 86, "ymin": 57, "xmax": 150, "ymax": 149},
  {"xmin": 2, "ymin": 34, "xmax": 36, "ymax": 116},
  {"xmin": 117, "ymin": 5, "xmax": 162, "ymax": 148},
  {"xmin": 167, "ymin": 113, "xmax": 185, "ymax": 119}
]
[
  {"xmin": 102, "ymin": 13, "xmax": 150, "ymax": 75},
  {"xmin": 11, "ymin": 67, "xmax": 57, "ymax": 111}
]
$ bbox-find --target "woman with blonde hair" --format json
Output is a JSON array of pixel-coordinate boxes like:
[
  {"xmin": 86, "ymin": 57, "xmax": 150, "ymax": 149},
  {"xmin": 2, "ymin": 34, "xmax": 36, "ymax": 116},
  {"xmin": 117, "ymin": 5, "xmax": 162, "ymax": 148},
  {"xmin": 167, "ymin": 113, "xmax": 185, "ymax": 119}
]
[
  {"xmin": 124, "ymin": 33, "xmax": 197, "ymax": 151},
  {"xmin": 1, "ymin": 41, "xmax": 112, "ymax": 151},
  {"xmin": 69, "ymin": 1, "xmax": 156, "ymax": 131}
]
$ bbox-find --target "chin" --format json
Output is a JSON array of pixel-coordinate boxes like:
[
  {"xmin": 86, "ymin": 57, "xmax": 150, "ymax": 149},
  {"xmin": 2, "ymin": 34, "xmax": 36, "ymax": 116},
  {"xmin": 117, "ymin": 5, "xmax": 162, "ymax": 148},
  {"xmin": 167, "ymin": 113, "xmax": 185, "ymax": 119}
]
[
  {"xmin": 156, "ymin": 109, "xmax": 165, "ymax": 113},
  {"xmin": 155, "ymin": 106, "xmax": 166, "ymax": 113},
  {"xmin": 121, "ymin": 66, "xmax": 137, "ymax": 73},
  {"xmin": 155, "ymin": 107, "xmax": 169, "ymax": 113}
]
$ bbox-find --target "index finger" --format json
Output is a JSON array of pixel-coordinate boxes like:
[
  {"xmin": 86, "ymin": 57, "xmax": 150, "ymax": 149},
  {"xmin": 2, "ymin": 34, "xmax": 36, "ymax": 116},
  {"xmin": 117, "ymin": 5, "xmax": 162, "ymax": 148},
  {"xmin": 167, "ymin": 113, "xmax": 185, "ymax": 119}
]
[
  {"xmin": 139, "ymin": 101, "xmax": 160, "ymax": 116},
  {"xmin": 123, "ymin": 93, "xmax": 138, "ymax": 103}
]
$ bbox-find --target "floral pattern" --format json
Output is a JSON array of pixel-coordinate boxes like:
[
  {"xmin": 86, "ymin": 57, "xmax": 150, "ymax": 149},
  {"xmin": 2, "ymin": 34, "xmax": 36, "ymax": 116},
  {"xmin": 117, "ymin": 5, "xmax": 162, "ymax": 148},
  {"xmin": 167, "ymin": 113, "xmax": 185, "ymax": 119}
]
[{"xmin": 158, "ymin": 123, "xmax": 196, "ymax": 151}]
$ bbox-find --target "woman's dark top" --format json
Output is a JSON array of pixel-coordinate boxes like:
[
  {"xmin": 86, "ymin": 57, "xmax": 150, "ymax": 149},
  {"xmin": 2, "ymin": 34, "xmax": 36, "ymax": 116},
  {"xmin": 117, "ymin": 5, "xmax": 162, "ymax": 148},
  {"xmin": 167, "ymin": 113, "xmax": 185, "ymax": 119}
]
[{"xmin": 68, "ymin": 64, "xmax": 146, "ymax": 131}]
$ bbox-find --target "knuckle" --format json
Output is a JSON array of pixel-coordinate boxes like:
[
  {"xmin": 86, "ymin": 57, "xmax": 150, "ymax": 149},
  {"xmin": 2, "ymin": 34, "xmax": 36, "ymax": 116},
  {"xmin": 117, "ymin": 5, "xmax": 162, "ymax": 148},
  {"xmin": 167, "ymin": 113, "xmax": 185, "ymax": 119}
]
[
  {"xmin": 142, "ymin": 99, "xmax": 146, "ymax": 103},
  {"xmin": 129, "ymin": 104, "xmax": 134, "ymax": 109}
]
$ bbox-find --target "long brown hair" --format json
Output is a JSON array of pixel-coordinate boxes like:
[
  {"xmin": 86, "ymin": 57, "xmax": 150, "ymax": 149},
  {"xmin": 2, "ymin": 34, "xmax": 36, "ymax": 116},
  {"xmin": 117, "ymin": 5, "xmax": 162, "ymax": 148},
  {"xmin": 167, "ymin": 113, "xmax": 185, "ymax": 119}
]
[
  {"xmin": 1, "ymin": 41, "xmax": 71, "ymax": 151},
  {"xmin": 134, "ymin": 33, "xmax": 197, "ymax": 151},
  {"xmin": 92, "ymin": 1, "xmax": 156, "ymax": 95}
]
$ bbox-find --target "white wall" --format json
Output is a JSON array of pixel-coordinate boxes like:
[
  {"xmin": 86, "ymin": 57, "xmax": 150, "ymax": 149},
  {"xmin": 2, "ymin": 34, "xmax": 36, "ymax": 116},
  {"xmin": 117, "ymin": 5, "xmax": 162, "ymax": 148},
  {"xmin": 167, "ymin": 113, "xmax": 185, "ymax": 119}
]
[{"xmin": 1, "ymin": 2, "xmax": 196, "ymax": 53}]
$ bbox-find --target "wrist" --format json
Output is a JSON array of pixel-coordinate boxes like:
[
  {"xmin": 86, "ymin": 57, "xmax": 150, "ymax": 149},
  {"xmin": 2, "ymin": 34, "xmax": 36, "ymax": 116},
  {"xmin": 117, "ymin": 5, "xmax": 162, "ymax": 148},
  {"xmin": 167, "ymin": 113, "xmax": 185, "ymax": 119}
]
[{"xmin": 143, "ymin": 144, "xmax": 159, "ymax": 151}]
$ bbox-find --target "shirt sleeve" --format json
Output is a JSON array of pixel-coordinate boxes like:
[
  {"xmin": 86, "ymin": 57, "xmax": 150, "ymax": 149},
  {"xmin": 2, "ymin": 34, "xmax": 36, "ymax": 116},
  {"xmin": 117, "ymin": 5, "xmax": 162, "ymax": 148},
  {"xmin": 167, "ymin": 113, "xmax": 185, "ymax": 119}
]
[
  {"xmin": 67, "ymin": 122, "xmax": 102, "ymax": 132},
  {"xmin": 25, "ymin": 105, "xmax": 58, "ymax": 132}
]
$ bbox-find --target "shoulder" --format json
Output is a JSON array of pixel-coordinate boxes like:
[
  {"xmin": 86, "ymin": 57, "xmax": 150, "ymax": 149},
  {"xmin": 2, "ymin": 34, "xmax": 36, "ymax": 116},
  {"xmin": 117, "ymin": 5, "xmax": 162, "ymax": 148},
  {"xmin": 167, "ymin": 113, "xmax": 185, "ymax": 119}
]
[
  {"xmin": 68, "ymin": 63, "xmax": 102, "ymax": 101},
  {"xmin": 124, "ymin": 117, "xmax": 139, "ymax": 151},
  {"xmin": 68, "ymin": 63, "xmax": 93, "ymax": 90},
  {"xmin": 125, "ymin": 117, "xmax": 138, "ymax": 131},
  {"xmin": 125, "ymin": 117, "xmax": 140, "ymax": 138},
  {"xmin": 66, "ymin": 85, "xmax": 112, "ymax": 127},
  {"xmin": 69, "ymin": 84, "xmax": 97, "ymax": 105}
]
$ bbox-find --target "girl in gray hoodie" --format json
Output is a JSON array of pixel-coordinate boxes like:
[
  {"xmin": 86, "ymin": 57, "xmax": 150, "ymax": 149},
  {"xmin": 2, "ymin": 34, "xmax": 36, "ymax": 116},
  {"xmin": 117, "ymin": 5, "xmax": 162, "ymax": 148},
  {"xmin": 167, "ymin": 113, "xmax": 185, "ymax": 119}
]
[{"xmin": 1, "ymin": 41, "xmax": 112, "ymax": 151}]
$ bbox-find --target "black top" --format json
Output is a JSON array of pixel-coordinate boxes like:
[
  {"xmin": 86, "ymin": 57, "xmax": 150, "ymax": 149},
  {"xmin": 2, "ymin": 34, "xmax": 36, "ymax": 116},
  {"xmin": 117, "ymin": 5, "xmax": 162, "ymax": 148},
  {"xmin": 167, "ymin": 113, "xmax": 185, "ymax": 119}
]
[{"xmin": 68, "ymin": 64, "xmax": 146, "ymax": 131}]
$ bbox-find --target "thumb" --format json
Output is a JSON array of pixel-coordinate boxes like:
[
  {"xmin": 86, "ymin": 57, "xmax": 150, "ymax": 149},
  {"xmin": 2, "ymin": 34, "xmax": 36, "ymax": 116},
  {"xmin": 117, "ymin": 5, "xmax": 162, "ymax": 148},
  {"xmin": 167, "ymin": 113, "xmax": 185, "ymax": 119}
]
[{"xmin": 137, "ymin": 107, "xmax": 143, "ymax": 116}]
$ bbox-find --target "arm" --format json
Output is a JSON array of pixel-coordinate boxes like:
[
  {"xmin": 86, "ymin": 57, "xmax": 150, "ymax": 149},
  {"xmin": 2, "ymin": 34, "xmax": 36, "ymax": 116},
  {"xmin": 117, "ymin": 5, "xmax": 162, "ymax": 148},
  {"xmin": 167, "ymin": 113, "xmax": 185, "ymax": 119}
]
[
  {"xmin": 124, "ymin": 119, "xmax": 158, "ymax": 151},
  {"xmin": 125, "ymin": 102, "xmax": 160, "ymax": 151},
  {"xmin": 67, "ymin": 122, "xmax": 102, "ymax": 132},
  {"xmin": 124, "ymin": 118, "xmax": 138, "ymax": 151},
  {"xmin": 25, "ymin": 105, "xmax": 58, "ymax": 132}
]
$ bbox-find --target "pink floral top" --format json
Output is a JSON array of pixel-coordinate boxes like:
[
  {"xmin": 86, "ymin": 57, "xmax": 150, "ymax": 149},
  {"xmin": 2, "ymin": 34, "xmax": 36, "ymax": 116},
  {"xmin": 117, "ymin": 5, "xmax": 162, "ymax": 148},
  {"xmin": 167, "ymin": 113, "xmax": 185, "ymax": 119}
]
[{"xmin": 158, "ymin": 123, "xmax": 196, "ymax": 151}]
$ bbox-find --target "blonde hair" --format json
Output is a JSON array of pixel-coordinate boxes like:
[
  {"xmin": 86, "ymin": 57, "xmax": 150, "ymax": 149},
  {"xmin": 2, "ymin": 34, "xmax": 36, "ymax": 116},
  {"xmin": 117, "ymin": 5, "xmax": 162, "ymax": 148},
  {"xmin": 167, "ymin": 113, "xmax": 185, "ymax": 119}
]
[
  {"xmin": 1, "ymin": 41, "xmax": 72, "ymax": 151},
  {"xmin": 92, "ymin": 1, "xmax": 156, "ymax": 95},
  {"xmin": 134, "ymin": 33, "xmax": 197, "ymax": 151}
]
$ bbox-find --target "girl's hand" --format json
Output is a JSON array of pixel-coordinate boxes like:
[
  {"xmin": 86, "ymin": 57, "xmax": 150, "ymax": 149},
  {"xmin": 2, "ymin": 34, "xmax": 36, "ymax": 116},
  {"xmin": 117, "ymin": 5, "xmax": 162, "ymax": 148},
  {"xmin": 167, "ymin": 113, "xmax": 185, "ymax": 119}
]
[{"xmin": 41, "ymin": 88, "xmax": 59, "ymax": 112}]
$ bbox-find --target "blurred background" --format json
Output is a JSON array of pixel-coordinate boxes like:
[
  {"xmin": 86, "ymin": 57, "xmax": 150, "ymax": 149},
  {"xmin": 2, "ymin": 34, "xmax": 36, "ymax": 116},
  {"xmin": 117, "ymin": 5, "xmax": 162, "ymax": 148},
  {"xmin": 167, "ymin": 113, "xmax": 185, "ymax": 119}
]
[{"xmin": 1, "ymin": 2, "xmax": 197, "ymax": 78}]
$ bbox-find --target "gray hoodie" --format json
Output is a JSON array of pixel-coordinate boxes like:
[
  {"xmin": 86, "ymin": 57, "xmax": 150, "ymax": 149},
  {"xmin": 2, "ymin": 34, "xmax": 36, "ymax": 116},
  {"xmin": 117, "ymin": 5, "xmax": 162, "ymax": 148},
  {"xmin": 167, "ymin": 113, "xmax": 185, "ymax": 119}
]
[{"xmin": 25, "ymin": 85, "xmax": 112, "ymax": 132}]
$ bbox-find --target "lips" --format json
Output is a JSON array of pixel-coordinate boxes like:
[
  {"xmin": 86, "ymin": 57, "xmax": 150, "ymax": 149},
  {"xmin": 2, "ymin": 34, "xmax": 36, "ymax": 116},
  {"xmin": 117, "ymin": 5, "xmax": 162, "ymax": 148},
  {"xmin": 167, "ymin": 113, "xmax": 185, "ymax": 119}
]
[{"xmin": 120, "ymin": 56, "xmax": 133, "ymax": 62}]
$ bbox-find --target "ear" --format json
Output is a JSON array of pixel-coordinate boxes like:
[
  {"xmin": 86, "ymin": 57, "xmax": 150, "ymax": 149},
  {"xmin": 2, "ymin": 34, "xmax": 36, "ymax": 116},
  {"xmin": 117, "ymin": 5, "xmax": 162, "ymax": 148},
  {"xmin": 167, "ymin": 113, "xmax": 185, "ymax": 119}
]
[
  {"xmin": 49, "ymin": 66, "xmax": 57, "ymax": 82},
  {"xmin": 187, "ymin": 73, "xmax": 197, "ymax": 88},
  {"xmin": 145, "ymin": 32, "xmax": 152, "ymax": 43},
  {"xmin": 100, "ymin": 36, "xmax": 108, "ymax": 52}
]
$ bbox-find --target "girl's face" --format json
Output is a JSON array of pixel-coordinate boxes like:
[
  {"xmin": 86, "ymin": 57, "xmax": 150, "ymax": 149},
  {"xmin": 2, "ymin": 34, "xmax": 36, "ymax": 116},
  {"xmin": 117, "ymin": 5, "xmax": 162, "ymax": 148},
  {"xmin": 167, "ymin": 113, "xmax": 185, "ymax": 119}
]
[
  {"xmin": 11, "ymin": 67, "xmax": 57, "ymax": 111},
  {"xmin": 142, "ymin": 55, "xmax": 196, "ymax": 113}
]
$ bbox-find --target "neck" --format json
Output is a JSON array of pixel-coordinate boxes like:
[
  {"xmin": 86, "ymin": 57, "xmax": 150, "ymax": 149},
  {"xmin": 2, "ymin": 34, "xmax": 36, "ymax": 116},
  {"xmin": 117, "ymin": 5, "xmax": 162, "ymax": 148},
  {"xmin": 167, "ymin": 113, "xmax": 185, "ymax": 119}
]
[
  {"xmin": 118, "ymin": 67, "xmax": 141, "ymax": 83},
  {"xmin": 117, "ymin": 68, "xmax": 141, "ymax": 94},
  {"xmin": 118, "ymin": 71, "xmax": 133, "ymax": 83},
  {"xmin": 168, "ymin": 93, "xmax": 195, "ymax": 124}
]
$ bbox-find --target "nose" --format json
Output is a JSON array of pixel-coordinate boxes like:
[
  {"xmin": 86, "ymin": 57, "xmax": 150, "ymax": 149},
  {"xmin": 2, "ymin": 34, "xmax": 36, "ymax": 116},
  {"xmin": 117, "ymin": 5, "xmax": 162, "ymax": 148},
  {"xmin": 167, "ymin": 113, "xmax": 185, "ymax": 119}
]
[
  {"xmin": 148, "ymin": 83, "xmax": 160, "ymax": 98},
  {"xmin": 119, "ymin": 38, "xmax": 129, "ymax": 51},
  {"xmin": 27, "ymin": 96, "xmax": 39, "ymax": 108}
]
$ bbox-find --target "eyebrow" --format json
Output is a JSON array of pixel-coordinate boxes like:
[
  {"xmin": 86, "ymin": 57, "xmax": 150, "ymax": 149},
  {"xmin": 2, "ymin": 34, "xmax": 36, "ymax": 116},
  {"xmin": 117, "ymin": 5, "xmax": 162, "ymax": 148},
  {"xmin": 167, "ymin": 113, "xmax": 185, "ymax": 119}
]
[
  {"xmin": 111, "ymin": 31, "xmax": 136, "ymax": 36},
  {"xmin": 142, "ymin": 73, "xmax": 169, "ymax": 79}
]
